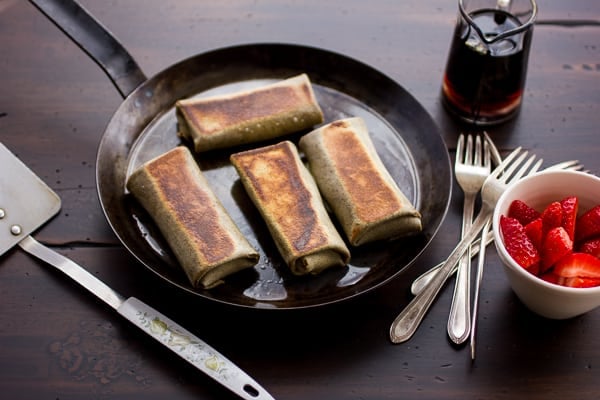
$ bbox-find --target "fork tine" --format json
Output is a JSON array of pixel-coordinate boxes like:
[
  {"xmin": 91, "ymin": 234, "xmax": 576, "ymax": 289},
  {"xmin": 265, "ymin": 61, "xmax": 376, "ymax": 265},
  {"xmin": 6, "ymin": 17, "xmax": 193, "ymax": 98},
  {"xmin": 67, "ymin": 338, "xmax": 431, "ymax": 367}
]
[
  {"xmin": 545, "ymin": 160, "xmax": 581, "ymax": 171},
  {"xmin": 544, "ymin": 160, "xmax": 587, "ymax": 173},
  {"xmin": 473, "ymin": 134, "xmax": 483, "ymax": 167},
  {"xmin": 510, "ymin": 155, "xmax": 542, "ymax": 183},
  {"xmin": 529, "ymin": 158, "xmax": 544, "ymax": 174},
  {"xmin": 465, "ymin": 134, "xmax": 473, "ymax": 165},
  {"xmin": 548, "ymin": 160, "xmax": 580, "ymax": 170},
  {"xmin": 483, "ymin": 131, "xmax": 503, "ymax": 167},
  {"xmin": 489, "ymin": 147, "xmax": 523, "ymax": 179},
  {"xmin": 456, "ymin": 134, "xmax": 465, "ymax": 165},
  {"xmin": 498, "ymin": 151, "xmax": 529, "ymax": 183},
  {"xmin": 483, "ymin": 140, "xmax": 491, "ymax": 171}
]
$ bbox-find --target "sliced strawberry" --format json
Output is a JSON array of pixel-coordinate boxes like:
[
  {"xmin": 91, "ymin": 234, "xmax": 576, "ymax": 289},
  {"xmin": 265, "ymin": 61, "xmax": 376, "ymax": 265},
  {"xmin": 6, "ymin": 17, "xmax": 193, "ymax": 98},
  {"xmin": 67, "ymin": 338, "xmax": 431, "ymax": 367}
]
[
  {"xmin": 560, "ymin": 196, "xmax": 579, "ymax": 241},
  {"xmin": 540, "ymin": 271, "xmax": 561, "ymax": 285},
  {"xmin": 562, "ymin": 277, "xmax": 600, "ymax": 288},
  {"xmin": 524, "ymin": 218, "xmax": 543, "ymax": 252},
  {"xmin": 500, "ymin": 215, "xmax": 541, "ymax": 274},
  {"xmin": 528, "ymin": 263, "xmax": 541, "ymax": 276},
  {"xmin": 541, "ymin": 201, "xmax": 563, "ymax": 237},
  {"xmin": 554, "ymin": 252, "xmax": 600, "ymax": 279},
  {"xmin": 575, "ymin": 205, "xmax": 600, "ymax": 242},
  {"xmin": 579, "ymin": 237, "xmax": 600, "ymax": 258},
  {"xmin": 508, "ymin": 199, "xmax": 541, "ymax": 226},
  {"xmin": 541, "ymin": 226, "xmax": 573, "ymax": 272}
]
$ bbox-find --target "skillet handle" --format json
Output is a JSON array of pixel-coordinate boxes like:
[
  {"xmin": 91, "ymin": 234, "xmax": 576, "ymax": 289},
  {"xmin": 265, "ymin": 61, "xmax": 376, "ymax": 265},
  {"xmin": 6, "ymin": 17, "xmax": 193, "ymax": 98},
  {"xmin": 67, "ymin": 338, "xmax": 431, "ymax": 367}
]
[{"xmin": 28, "ymin": 0, "xmax": 146, "ymax": 98}]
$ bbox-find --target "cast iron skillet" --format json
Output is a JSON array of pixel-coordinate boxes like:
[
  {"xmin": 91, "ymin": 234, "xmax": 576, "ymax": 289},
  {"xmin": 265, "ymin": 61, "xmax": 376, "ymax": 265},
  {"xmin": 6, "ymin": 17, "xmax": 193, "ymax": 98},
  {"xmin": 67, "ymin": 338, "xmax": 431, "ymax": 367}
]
[{"xmin": 30, "ymin": 0, "xmax": 452, "ymax": 309}]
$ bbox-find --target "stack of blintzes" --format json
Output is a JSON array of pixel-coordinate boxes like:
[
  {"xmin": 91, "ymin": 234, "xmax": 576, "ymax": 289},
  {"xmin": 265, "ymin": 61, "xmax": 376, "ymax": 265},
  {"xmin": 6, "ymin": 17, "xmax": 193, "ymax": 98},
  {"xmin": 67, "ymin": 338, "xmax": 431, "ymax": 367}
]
[{"xmin": 126, "ymin": 74, "xmax": 422, "ymax": 290}]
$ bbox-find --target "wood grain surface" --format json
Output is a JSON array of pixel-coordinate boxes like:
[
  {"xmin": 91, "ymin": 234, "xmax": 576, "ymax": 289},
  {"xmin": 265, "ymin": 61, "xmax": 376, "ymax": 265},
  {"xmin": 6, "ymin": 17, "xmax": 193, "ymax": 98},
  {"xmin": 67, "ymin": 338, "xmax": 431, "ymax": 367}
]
[{"xmin": 1, "ymin": 1, "xmax": 599, "ymax": 399}]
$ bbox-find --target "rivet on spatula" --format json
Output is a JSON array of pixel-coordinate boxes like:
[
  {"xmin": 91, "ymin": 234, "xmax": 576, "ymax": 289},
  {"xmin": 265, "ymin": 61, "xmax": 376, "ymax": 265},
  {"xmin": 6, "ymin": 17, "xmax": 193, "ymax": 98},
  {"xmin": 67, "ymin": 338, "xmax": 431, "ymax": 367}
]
[
  {"xmin": 10, "ymin": 224, "xmax": 22, "ymax": 236},
  {"xmin": 0, "ymin": 208, "xmax": 5, "ymax": 219}
]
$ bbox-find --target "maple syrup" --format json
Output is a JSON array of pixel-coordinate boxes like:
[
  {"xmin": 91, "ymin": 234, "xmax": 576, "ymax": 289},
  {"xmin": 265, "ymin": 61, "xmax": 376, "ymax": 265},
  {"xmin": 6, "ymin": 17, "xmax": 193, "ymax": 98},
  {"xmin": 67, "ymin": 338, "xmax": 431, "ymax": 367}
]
[{"xmin": 442, "ymin": 9, "xmax": 534, "ymax": 125}]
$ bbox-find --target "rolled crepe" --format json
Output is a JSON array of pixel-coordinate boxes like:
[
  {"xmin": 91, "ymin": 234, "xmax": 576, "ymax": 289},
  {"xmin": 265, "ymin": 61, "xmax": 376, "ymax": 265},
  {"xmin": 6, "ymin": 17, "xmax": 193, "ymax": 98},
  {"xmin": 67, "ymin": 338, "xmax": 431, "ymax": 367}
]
[
  {"xmin": 176, "ymin": 74, "xmax": 324, "ymax": 152},
  {"xmin": 126, "ymin": 146, "xmax": 259, "ymax": 289},
  {"xmin": 230, "ymin": 141, "xmax": 350, "ymax": 275},
  {"xmin": 299, "ymin": 117, "xmax": 422, "ymax": 246}
]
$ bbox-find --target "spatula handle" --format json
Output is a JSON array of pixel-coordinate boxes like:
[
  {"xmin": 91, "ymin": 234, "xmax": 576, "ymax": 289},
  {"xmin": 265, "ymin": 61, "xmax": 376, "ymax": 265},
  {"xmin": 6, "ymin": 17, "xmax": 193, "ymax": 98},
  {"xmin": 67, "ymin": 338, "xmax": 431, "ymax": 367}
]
[
  {"xmin": 18, "ymin": 235, "xmax": 125, "ymax": 308},
  {"xmin": 18, "ymin": 236, "xmax": 276, "ymax": 400},
  {"xmin": 118, "ymin": 297, "xmax": 276, "ymax": 400}
]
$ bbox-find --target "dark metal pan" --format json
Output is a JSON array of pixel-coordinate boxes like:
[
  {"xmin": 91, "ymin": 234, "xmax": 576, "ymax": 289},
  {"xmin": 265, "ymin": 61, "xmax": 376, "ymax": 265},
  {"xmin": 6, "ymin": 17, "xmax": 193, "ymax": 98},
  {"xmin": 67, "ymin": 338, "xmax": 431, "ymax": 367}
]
[{"xmin": 31, "ymin": 0, "xmax": 452, "ymax": 309}]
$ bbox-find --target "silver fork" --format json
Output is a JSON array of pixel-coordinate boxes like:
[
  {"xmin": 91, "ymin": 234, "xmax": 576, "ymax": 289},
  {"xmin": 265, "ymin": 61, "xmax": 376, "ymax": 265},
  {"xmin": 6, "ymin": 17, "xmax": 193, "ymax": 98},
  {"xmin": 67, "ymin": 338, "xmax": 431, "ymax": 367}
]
[
  {"xmin": 469, "ymin": 155, "xmax": 587, "ymax": 360},
  {"xmin": 469, "ymin": 133, "xmax": 503, "ymax": 358},
  {"xmin": 410, "ymin": 160, "xmax": 586, "ymax": 296},
  {"xmin": 470, "ymin": 218, "xmax": 491, "ymax": 360},
  {"xmin": 390, "ymin": 147, "xmax": 541, "ymax": 344},
  {"xmin": 447, "ymin": 134, "xmax": 492, "ymax": 344}
]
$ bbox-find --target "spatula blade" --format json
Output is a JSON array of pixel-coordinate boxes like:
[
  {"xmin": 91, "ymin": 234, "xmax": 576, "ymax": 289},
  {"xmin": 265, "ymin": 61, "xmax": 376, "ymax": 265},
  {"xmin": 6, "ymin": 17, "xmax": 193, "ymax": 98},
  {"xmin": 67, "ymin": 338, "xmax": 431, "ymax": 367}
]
[{"xmin": 0, "ymin": 142, "xmax": 61, "ymax": 255}]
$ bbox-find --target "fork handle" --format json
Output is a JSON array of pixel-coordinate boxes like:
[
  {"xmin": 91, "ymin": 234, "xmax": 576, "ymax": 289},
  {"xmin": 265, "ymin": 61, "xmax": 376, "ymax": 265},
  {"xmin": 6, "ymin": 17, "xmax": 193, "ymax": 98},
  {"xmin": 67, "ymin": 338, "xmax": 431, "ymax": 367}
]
[
  {"xmin": 410, "ymin": 232, "xmax": 494, "ymax": 295},
  {"xmin": 389, "ymin": 209, "xmax": 492, "ymax": 343},
  {"xmin": 470, "ymin": 219, "xmax": 491, "ymax": 360},
  {"xmin": 447, "ymin": 193, "xmax": 476, "ymax": 344}
]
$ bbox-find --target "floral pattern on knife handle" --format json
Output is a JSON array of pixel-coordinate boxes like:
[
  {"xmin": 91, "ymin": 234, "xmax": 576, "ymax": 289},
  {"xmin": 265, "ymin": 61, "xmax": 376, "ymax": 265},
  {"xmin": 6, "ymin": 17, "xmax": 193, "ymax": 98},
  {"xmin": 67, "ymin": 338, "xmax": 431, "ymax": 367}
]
[{"xmin": 118, "ymin": 297, "xmax": 275, "ymax": 400}]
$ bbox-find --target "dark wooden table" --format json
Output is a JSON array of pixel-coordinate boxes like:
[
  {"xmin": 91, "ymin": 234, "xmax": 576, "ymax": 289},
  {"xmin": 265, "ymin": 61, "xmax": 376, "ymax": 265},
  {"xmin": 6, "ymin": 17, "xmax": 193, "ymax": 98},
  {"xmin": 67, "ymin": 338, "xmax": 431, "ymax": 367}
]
[{"xmin": 1, "ymin": 1, "xmax": 599, "ymax": 399}]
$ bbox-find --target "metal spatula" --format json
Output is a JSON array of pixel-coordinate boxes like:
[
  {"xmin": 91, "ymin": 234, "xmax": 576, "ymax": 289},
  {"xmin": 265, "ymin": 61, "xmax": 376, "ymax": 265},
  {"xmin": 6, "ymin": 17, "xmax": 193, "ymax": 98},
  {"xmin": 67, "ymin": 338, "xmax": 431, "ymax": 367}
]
[{"xmin": 0, "ymin": 142, "xmax": 275, "ymax": 400}]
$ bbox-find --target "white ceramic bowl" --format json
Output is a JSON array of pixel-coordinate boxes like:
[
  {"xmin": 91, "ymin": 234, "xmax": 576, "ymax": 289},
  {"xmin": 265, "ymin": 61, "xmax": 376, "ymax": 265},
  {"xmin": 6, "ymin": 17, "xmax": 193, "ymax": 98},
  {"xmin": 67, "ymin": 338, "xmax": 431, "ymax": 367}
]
[{"xmin": 492, "ymin": 170, "xmax": 600, "ymax": 319}]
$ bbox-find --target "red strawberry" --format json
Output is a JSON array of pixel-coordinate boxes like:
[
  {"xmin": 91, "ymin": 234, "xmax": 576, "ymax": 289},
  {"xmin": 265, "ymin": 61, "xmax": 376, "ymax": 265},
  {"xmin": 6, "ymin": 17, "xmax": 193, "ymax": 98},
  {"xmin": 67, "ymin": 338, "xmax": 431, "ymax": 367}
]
[
  {"xmin": 561, "ymin": 277, "xmax": 600, "ymax": 288},
  {"xmin": 500, "ymin": 215, "xmax": 541, "ymax": 274},
  {"xmin": 554, "ymin": 252, "xmax": 600, "ymax": 279},
  {"xmin": 528, "ymin": 264, "xmax": 541, "ymax": 276},
  {"xmin": 541, "ymin": 226, "xmax": 573, "ymax": 272},
  {"xmin": 524, "ymin": 218, "xmax": 543, "ymax": 252},
  {"xmin": 575, "ymin": 205, "xmax": 600, "ymax": 242},
  {"xmin": 540, "ymin": 271, "xmax": 561, "ymax": 285},
  {"xmin": 508, "ymin": 199, "xmax": 541, "ymax": 226},
  {"xmin": 560, "ymin": 196, "xmax": 579, "ymax": 241},
  {"xmin": 579, "ymin": 237, "xmax": 600, "ymax": 258},
  {"xmin": 541, "ymin": 201, "xmax": 563, "ymax": 237}
]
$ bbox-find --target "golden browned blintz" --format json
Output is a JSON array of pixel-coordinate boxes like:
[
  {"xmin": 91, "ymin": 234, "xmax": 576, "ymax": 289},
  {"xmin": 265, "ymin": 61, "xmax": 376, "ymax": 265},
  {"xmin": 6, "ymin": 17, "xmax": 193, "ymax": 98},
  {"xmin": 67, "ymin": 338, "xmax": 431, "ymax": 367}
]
[
  {"xmin": 299, "ymin": 117, "xmax": 422, "ymax": 246},
  {"xmin": 126, "ymin": 146, "xmax": 259, "ymax": 289},
  {"xmin": 230, "ymin": 141, "xmax": 350, "ymax": 275},
  {"xmin": 176, "ymin": 74, "xmax": 324, "ymax": 152}
]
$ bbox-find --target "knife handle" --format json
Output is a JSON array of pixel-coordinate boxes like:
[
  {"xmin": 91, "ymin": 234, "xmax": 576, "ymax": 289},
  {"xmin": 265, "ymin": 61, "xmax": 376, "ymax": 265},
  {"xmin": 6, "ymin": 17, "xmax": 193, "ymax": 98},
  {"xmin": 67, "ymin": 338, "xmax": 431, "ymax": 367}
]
[{"xmin": 118, "ymin": 297, "xmax": 275, "ymax": 400}]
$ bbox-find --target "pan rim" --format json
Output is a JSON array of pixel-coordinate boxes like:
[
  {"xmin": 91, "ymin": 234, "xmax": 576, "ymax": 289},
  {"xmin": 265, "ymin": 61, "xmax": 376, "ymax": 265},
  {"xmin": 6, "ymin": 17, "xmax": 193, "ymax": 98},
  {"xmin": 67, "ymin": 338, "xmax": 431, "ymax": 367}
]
[{"xmin": 95, "ymin": 42, "xmax": 452, "ymax": 310}]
